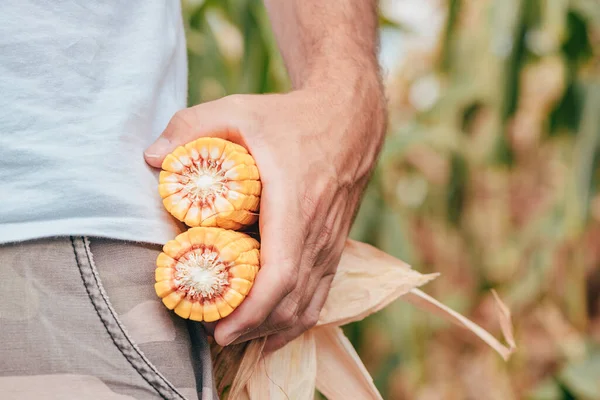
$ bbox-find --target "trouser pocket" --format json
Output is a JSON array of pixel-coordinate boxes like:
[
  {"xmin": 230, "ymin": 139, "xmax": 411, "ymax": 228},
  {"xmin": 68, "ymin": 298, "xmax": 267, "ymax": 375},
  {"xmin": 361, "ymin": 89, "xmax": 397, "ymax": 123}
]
[{"xmin": 74, "ymin": 236, "xmax": 198, "ymax": 399}]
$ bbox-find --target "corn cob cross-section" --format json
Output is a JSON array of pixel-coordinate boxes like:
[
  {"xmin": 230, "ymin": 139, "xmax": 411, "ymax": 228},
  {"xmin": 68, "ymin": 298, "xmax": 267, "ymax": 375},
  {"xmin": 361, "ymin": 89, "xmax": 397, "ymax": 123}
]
[
  {"xmin": 154, "ymin": 227, "xmax": 260, "ymax": 322},
  {"xmin": 159, "ymin": 137, "xmax": 261, "ymax": 230}
]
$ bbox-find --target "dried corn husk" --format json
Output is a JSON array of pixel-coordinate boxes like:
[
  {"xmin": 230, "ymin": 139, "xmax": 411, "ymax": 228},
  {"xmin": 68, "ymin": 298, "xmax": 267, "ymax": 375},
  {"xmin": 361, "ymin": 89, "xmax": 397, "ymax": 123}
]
[
  {"xmin": 246, "ymin": 330, "xmax": 316, "ymax": 400},
  {"xmin": 221, "ymin": 239, "xmax": 516, "ymax": 399},
  {"xmin": 403, "ymin": 289, "xmax": 516, "ymax": 361},
  {"xmin": 314, "ymin": 326, "xmax": 383, "ymax": 400},
  {"xmin": 317, "ymin": 239, "xmax": 440, "ymax": 327}
]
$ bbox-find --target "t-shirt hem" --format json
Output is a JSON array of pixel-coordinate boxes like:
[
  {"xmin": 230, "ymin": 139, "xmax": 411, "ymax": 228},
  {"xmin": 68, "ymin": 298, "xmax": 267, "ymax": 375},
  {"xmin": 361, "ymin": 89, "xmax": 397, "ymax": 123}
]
[{"xmin": 0, "ymin": 218, "xmax": 185, "ymax": 246}]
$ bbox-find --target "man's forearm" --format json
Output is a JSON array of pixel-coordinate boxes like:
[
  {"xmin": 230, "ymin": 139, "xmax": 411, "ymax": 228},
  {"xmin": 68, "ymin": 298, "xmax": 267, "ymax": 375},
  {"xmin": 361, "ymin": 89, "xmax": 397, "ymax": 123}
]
[{"xmin": 262, "ymin": 1, "xmax": 381, "ymax": 90}]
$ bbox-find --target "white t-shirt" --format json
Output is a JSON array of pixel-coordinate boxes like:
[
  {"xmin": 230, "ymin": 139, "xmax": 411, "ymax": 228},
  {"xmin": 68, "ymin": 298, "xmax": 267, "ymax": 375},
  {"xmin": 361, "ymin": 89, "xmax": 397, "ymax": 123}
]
[{"xmin": 0, "ymin": 1, "xmax": 188, "ymax": 245}]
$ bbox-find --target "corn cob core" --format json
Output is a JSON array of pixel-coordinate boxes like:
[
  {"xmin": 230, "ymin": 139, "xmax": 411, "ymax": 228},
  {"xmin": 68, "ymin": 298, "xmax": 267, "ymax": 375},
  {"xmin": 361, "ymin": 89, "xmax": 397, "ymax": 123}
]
[
  {"xmin": 159, "ymin": 137, "xmax": 261, "ymax": 229},
  {"xmin": 154, "ymin": 227, "xmax": 260, "ymax": 322}
]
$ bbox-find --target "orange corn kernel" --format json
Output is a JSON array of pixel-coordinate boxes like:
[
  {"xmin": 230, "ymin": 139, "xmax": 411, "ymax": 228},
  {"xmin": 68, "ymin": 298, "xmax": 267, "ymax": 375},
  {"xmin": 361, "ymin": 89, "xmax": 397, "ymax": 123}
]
[
  {"xmin": 159, "ymin": 137, "xmax": 261, "ymax": 229},
  {"xmin": 154, "ymin": 227, "xmax": 260, "ymax": 322}
]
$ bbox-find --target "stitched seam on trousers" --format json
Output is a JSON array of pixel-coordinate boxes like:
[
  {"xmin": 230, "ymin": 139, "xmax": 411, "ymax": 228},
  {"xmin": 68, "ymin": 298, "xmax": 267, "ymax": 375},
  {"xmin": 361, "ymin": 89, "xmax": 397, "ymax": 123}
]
[
  {"xmin": 81, "ymin": 236, "xmax": 188, "ymax": 400},
  {"xmin": 69, "ymin": 236, "xmax": 185, "ymax": 400},
  {"xmin": 83, "ymin": 237, "xmax": 185, "ymax": 400}
]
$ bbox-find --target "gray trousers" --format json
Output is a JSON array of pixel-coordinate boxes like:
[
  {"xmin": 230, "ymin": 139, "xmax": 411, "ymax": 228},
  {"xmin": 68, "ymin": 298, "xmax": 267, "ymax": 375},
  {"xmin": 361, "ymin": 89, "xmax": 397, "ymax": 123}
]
[{"xmin": 0, "ymin": 236, "xmax": 218, "ymax": 400}]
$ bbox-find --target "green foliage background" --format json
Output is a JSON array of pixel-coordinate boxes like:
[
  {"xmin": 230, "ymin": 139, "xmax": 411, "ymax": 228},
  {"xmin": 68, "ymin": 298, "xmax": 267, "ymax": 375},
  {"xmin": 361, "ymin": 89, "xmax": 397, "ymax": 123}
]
[{"xmin": 181, "ymin": 0, "xmax": 600, "ymax": 398}]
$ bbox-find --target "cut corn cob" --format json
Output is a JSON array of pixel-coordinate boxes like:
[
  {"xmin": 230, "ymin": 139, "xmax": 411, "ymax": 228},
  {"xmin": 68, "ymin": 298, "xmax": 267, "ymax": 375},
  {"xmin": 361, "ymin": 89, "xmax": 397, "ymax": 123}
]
[
  {"xmin": 154, "ymin": 227, "xmax": 260, "ymax": 322},
  {"xmin": 159, "ymin": 137, "xmax": 261, "ymax": 229}
]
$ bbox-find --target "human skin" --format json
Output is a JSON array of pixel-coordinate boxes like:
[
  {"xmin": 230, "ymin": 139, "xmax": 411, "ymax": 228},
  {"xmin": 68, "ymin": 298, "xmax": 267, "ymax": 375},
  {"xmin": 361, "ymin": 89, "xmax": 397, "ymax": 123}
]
[{"xmin": 144, "ymin": 0, "xmax": 387, "ymax": 352}]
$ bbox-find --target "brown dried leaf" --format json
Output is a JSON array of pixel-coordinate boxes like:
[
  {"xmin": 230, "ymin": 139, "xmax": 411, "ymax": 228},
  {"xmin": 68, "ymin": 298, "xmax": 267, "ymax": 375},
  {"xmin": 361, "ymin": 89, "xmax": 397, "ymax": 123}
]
[
  {"xmin": 317, "ymin": 239, "xmax": 439, "ymax": 327},
  {"xmin": 491, "ymin": 289, "xmax": 517, "ymax": 351},
  {"xmin": 403, "ymin": 289, "xmax": 516, "ymax": 360},
  {"xmin": 314, "ymin": 325, "xmax": 383, "ymax": 400},
  {"xmin": 246, "ymin": 331, "xmax": 316, "ymax": 400}
]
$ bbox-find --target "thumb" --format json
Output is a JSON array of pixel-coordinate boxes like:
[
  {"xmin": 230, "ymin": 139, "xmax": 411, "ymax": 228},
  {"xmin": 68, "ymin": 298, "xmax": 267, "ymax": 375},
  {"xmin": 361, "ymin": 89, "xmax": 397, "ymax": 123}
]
[{"xmin": 143, "ymin": 97, "xmax": 246, "ymax": 168}]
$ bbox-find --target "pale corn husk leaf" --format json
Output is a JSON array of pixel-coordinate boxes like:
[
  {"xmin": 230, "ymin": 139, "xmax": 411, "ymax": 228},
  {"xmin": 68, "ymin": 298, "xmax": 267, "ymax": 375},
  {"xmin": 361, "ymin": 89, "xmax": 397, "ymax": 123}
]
[
  {"xmin": 220, "ymin": 240, "xmax": 515, "ymax": 399},
  {"xmin": 245, "ymin": 330, "xmax": 316, "ymax": 400},
  {"xmin": 491, "ymin": 289, "xmax": 517, "ymax": 351},
  {"xmin": 314, "ymin": 325, "xmax": 383, "ymax": 400},
  {"xmin": 317, "ymin": 239, "xmax": 439, "ymax": 327},
  {"xmin": 403, "ymin": 289, "xmax": 516, "ymax": 360},
  {"xmin": 228, "ymin": 337, "xmax": 266, "ymax": 399}
]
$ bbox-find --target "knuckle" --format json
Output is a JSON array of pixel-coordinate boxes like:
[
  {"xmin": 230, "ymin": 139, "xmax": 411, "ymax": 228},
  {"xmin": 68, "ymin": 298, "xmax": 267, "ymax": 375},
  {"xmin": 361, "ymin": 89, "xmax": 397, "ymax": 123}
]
[
  {"xmin": 316, "ymin": 222, "xmax": 334, "ymax": 245},
  {"xmin": 164, "ymin": 109, "xmax": 194, "ymax": 138},
  {"xmin": 270, "ymin": 299, "xmax": 300, "ymax": 330},
  {"xmin": 277, "ymin": 307, "xmax": 299, "ymax": 329},
  {"xmin": 301, "ymin": 310, "xmax": 320, "ymax": 331},
  {"xmin": 224, "ymin": 94, "xmax": 264, "ymax": 131},
  {"xmin": 280, "ymin": 268, "xmax": 298, "ymax": 296},
  {"xmin": 284, "ymin": 307, "xmax": 299, "ymax": 326},
  {"xmin": 306, "ymin": 221, "xmax": 336, "ymax": 267},
  {"xmin": 172, "ymin": 108, "xmax": 193, "ymax": 125},
  {"xmin": 282, "ymin": 278, "xmax": 296, "ymax": 297}
]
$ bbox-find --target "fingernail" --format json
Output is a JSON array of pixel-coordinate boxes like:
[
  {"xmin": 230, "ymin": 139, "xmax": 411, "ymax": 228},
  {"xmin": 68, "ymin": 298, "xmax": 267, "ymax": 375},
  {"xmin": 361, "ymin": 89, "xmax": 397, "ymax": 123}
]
[{"xmin": 144, "ymin": 137, "xmax": 172, "ymax": 158}]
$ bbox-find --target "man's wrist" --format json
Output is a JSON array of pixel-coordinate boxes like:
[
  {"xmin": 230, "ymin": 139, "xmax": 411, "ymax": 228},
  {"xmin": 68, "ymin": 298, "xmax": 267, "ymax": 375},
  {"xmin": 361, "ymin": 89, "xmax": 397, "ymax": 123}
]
[
  {"xmin": 297, "ymin": 53, "xmax": 382, "ymax": 92},
  {"xmin": 293, "ymin": 56, "xmax": 387, "ymax": 169},
  {"xmin": 297, "ymin": 57, "xmax": 386, "ymax": 128}
]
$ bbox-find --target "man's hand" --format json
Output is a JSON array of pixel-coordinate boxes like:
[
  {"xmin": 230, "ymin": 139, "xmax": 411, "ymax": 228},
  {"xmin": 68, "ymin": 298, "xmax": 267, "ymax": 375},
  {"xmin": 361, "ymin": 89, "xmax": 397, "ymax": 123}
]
[{"xmin": 144, "ymin": 0, "xmax": 386, "ymax": 352}]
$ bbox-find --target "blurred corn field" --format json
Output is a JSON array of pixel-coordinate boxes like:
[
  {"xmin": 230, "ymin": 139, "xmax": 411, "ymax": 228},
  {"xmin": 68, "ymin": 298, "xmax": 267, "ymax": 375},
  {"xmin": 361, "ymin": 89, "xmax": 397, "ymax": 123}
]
[{"xmin": 181, "ymin": 0, "xmax": 600, "ymax": 398}]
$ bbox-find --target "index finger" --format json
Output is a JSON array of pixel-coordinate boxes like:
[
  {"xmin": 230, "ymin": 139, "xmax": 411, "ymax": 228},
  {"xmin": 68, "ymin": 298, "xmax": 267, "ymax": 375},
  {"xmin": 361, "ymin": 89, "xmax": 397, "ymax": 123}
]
[{"xmin": 144, "ymin": 96, "xmax": 250, "ymax": 168}]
